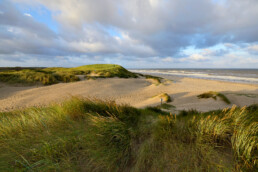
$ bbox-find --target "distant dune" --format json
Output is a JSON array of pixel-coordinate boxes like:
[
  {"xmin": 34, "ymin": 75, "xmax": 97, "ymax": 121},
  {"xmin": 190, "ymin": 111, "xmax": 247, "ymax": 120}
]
[{"xmin": 0, "ymin": 64, "xmax": 137, "ymax": 85}]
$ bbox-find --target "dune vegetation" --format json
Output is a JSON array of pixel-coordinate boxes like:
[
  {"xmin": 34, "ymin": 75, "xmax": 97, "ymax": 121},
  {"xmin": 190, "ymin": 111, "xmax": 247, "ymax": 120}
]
[
  {"xmin": 157, "ymin": 93, "xmax": 172, "ymax": 103},
  {"xmin": 0, "ymin": 97, "xmax": 256, "ymax": 171},
  {"xmin": 144, "ymin": 75, "xmax": 162, "ymax": 84},
  {"xmin": 198, "ymin": 91, "xmax": 231, "ymax": 104},
  {"xmin": 156, "ymin": 103, "xmax": 175, "ymax": 110},
  {"xmin": 0, "ymin": 64, "xmax": 137, "ymax": 85},
  {"xmin": 136, "ymin": 73, "xmax": 163, "ymax": 84}
]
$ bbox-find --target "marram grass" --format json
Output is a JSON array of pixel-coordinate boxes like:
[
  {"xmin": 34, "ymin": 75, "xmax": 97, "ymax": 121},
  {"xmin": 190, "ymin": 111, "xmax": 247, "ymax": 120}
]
[
  {"xmin": 0, "ymin": 64, "xmax": 137, "ymax": 85},
  {"xmin": 0, "ymin": 97, "xmax": 257, "ymax": 171},
  {"xmin": 198, "ymin": 91, "xmax": 231, "ymax": 104},
  {"xmin": 158, "ymin": 93, "xmax": 172, "ymax": 103}
]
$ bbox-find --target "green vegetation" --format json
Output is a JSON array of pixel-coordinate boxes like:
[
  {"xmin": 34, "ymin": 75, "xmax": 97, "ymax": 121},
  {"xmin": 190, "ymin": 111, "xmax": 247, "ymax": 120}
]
[
  {"xmin": 144, "ymin": 75, "xmax": 162, "ymax": 84},
  {"xmin": 136, "ymin": 73, "xmax": 163, "ymax": 84},
  {"xmin": 0, "ymin": 67, "xmax": 44, "ymax": 72},
  {"xmin": 156, "ymin": 93, "xmax": 172, "ymax": 103},
  {"xmin": 0, "ymin": 97, "xmax": 256, "ymax": 171},
  {"xmin": 198, "ymin": 91, "xmax": 231, "ymax": 104},
  {"xmin": 155, "ymin": 103, "xmax": 175, "ymax": 110},
  {"xmin": 0, "ymin": 69, "xmax": 80, "ymax": 85},
  {"xmin": 0, "ymin": 64, "xmax": 137, "ymax": 85},
  {"xmin": 71, "ymin": 64, "xmax": 137, "ymax": 78}
]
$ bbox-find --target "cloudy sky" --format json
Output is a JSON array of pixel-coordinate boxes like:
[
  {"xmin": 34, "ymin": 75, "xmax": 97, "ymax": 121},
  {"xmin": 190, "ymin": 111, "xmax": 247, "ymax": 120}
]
[{"xmin": 0, "ymin": 0, "xmax": 258, "ymax": 68}]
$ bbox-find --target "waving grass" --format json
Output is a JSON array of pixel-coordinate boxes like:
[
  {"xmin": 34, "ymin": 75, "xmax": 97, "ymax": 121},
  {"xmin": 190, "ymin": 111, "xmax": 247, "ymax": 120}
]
[{"xmin": 0, "ymin": 98, "xmax": 256, "ymax": 171}]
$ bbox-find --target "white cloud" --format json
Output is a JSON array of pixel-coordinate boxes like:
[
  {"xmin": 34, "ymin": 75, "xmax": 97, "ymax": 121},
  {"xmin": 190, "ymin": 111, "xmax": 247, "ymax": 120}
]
[
  {"xmin": 162, "ymin": 57, "xmax": 174, "ymax": 62},
  {"xmin": 24, "ymin": 13, "xmax": 32, "ymax": 17},
  {"xmin": 149, "ymin": 0, "xmax": 160, "ymax": 8},
  {"xmin": 2, "ymin": 0, "xmax": 258, "ymax": 68},
  {"xmin": 247, "ymin": 44, "xmax": 258, "ymax": 51},
  {"xmin": 188, "ymin": 54, "xmax": 209, "ymax": 61},
  {"xmin": 179, "ymin": 54, "xmax": 210, "ymax": 62}
]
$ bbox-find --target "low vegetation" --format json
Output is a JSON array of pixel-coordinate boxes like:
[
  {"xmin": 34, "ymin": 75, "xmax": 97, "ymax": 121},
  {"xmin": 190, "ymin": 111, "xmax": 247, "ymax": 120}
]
[
  {"xmin": 198, "ymin": 91, "xmax": 231, "ymax": 104},
  {"xmin": 144, "ymin": 75, "xmax": 162, "ymax": 84},
  {"xmin": 0, "ymin": 69, "xmax": 80, "ymax": 85},
  {"xmin": 0, "ymin": 64, "xmax": 137, "ymax": 85},
  {"xmin": 136, "ymin": 73, "xmax": 163, "ymax": 84},
  {"xmin": 0, "ymin": 97, "xmax": 256, "ymax": 171},
  {"xmin": 156, "ymin": 103, "xmax": 175, "ymax": 110},
  {"xmin": 157, "ymin": 93, "xmax": 172, "ymax": 103}
]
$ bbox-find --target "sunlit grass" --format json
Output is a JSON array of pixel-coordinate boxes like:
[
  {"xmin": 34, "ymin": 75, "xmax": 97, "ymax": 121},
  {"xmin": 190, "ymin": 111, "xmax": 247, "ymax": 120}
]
[
  {"xmin": 0, "ymin": 64, "xmax": 137, "ymax": 85},
  {"xmin": 198, "ymin": 91, "xmax": 231, "ymax": 104},
  {"xmin": 0, "ymin": 97, "xmax": 256, "ymax": 171},
  {"xmin": 155, "ymin": 93, "xmax": 172, "ymax": 103}
]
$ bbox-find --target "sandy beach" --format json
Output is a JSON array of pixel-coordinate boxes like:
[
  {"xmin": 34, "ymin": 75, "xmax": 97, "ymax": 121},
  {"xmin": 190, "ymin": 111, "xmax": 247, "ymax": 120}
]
[{"xmin": 0, "ymin": 76, "xmax": 257, "ymax": 112}]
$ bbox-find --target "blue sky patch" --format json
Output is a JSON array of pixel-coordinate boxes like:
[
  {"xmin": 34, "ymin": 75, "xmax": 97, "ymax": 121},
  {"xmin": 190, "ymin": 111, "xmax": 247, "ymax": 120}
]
[{"xmin": 14, "ymin": 3, "xmax": 58, "ymax": 33}]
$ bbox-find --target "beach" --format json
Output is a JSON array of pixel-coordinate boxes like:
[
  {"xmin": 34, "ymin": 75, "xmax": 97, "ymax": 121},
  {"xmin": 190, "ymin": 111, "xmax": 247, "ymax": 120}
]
[{"xmin": 0, "ymin": 75, "xmax": 257, "ymax": 112}]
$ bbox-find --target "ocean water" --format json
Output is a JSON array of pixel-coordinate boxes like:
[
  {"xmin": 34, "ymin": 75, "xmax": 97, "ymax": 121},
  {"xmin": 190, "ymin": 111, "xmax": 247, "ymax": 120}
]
[{"xmin": 130, "ymin": 69, "xmax": 258, "ymax": 84}]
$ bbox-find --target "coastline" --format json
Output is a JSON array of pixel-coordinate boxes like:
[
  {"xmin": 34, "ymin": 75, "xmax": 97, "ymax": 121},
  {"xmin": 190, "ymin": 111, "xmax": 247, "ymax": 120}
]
[{"xmin": 130, "ymin": 69, "xmax": 258, "ymax": 85}]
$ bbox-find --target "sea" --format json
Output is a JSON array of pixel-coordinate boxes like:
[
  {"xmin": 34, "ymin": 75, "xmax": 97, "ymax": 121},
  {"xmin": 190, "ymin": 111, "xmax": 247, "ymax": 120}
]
[{"xmin": 129, "ymin": 69, "xmax": 258, "ymax": 85}]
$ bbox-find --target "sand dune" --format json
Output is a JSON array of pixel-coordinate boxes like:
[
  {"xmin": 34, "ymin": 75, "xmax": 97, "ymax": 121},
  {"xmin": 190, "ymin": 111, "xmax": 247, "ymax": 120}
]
[{"xmin": 0, "ymin": 76, "xmax": 257, "ymax": 112}]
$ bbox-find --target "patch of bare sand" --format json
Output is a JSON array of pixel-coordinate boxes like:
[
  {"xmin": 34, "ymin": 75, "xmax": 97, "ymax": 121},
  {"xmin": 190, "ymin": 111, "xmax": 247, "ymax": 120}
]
[
  {"xmin": 0, "ymin": 83, "xmax": 38, "ymax": 100},
  {"xmin": 0, "ymin": 77, "xmax": 257, "ymax": 112}
]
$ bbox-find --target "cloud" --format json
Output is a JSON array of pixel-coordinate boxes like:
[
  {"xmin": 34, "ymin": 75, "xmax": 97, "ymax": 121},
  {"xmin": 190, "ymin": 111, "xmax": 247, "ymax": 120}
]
[
  {"xmin": 24, "ymin": 13, "xmax": 32, "ymax": 17},
  {"xmin": 247, "ymin": 44, "xmax": 258, "ymax": 54},
  {"xmin": 0, "ymin": 0, "xmax": 257, "ymax": 67},
  {"xmin": 187, "ymin": 54, "xmax": 209, "ymax": 61},
  {"xmin": 248, "ymin": 45, "xmax": 258, "ymax": 51}
]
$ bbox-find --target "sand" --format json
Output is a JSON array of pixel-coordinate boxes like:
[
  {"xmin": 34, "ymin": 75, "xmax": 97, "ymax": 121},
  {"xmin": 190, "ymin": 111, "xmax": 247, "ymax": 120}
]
[{"xmin": 0, "ymin": 76, "xmax": 257, "ymax": 112}]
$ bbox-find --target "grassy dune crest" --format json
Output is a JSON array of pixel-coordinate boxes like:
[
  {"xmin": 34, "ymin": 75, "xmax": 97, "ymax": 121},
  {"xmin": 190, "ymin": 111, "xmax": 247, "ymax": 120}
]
[
  {"xmin": 156, "ymin": 93, "xmax": 172, "ymax": 103},
  {"xmin": 0, "ymin": 64, "xmax": 137, "ymax": 85},
  {"xmin": 0, "ymin": 98, "xmax": 257, "ymax": 171},
  {"xmin": 198, "ymin": 91, "xmax": 231, "ymax": 104}
]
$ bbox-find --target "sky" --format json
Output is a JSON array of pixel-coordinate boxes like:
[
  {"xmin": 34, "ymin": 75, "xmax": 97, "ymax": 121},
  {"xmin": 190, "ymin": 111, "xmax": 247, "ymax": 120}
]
[{"xmin": 0, "ymin": 0, "xmax": 258, "ymax": 68}]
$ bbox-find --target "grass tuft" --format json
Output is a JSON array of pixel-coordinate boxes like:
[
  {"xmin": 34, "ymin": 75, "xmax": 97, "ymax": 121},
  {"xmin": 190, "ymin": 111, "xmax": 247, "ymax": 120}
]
[
  {"xmin": 144, "ymin": 75, "xmax": 162, "ymax": 84},
  {"xmin": 198, "ymin": 91, "xmax": 231, "ymax": 104},
  {"xmin": 156, "ymin": 93, "xmax": 172, "ymax": 103}
]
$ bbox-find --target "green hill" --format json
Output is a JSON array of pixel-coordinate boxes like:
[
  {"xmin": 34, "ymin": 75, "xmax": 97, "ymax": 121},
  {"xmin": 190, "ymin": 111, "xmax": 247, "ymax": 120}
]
[
  {"xmin": 0, "ymin": 64, "xmax": 137, "ymax": 85},
  {"xmin": 73, "ymin": 64, "xmax": 122, "ymax": 71},
  {"xmin": 71, "ymin": 64, "xmax": 137, "ymax": 78}
]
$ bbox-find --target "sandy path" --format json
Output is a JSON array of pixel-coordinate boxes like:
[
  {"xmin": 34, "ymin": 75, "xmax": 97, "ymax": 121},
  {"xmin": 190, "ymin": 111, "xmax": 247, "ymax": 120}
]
[{"xmin": 0, "ymin": 77, "xmax": 257, "ymax": 112}]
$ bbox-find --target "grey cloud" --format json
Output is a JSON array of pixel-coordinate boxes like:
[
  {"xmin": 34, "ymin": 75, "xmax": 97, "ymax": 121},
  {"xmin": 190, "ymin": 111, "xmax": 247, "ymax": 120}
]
[
  {"xmin": 0, "ymin": 1, "xmax": 56, "ymax": 39},
  {"xmin": 0, "ymin": 0, "xmax": 67, "ymax": 57},
  {"xmin": 2, "ymin": 0, "xmax": 258, "ymax": 67}
]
